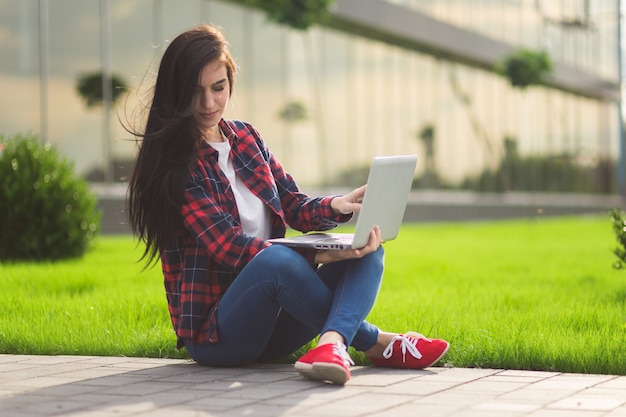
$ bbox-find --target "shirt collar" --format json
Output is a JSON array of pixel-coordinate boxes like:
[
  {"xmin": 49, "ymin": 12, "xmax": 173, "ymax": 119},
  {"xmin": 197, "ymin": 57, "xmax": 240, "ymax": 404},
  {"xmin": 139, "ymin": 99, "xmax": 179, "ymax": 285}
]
[
  {"xmin": 198, "ymin": 119, "xmax": 234, "ymax": 158},
  {"xmin": 218, "ymin": 119, "xmax": 237, "ymax": 142}
]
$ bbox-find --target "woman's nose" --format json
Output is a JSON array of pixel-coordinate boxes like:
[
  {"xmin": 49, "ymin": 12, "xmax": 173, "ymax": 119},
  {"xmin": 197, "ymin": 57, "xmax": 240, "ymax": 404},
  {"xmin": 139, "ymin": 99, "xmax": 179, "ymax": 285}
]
[{"xmin": 200, "ymin": 92, "xmax": 214, "ymax": 108}]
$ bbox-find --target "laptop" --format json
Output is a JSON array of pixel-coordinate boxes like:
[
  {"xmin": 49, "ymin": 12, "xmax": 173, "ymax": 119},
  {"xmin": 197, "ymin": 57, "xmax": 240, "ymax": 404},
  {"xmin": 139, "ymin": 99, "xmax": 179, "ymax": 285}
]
[{"xmin": 268, "ymin": 155, "xmax": 417, "ymax": 250}]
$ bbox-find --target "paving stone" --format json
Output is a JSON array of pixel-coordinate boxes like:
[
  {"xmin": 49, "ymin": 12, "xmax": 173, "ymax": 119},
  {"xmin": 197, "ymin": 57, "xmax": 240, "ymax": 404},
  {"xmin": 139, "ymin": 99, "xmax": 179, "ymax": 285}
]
[
  {"xmin": 597, "ymin": 378, "xmax": 626, "ymax": 390},
  {"xmin": 548, "ymin": 397, "xmax": 625, "ymax": 412},
  {"xmin": 528, "ymin": 374, "xmax": 615, "ymax": 391},
  {"xmin": 412, "ymin": 390, "xmax": 499, "ymax": 408},
  {"xmin": 349, "ymin": 366, "xmax": 425, "ymax": 386},
  {"xmin": 376, "ymin": 379, "xmax": 462, "ymax": 395},
  {"xmin": 497, "ymin": 369, "xmax": 561, "ymax": 379},
  {"xmin": 0, "ymin": 355, "xmax": 624, "ymax": 417},
  {"xmin": 373, "ymin": 402, "xmax": 462, "ymax": 417},
  {"xmin": 498, "ymin": 387, "xmax": 573, "ymax": 404},
  {"xmin": 453, "ymin": 378, "xmax": 531, "ymax": 394},
  {"xmin": 527, "ymin": 409, "xmax": 606, "ymax": 417},
  {"xmin": 296, "ymin": 392, "xmax": 417, "ymax": 416},
  {"xmin": 606, "ymin": 406, "xmax": 626, "ymax": 416},
  {"xmin": 473, "ymin": 400, "xmax": 541, "ymax": 413}
]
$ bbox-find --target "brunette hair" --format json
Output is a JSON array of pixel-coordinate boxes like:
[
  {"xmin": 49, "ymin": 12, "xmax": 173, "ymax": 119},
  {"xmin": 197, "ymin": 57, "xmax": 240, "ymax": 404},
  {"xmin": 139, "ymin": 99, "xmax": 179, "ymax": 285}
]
[{"xmin": 127, "ymin": 24, "xmax": 237, "ymax": 266}]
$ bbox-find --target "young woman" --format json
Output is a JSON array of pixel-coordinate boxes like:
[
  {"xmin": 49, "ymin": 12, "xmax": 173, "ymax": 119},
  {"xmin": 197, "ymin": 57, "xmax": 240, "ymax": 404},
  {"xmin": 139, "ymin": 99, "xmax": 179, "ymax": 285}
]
[{"xmin": 127, "ymin": 24, "xmax": 449, "ymax": 385}]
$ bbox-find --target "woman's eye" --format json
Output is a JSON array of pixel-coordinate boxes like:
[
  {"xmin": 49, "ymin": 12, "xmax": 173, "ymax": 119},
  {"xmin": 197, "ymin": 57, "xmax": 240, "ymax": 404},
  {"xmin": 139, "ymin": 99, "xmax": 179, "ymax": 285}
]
[{"xmin": 213, "ymin": 86, "xmax": 225, "ymax": 92}]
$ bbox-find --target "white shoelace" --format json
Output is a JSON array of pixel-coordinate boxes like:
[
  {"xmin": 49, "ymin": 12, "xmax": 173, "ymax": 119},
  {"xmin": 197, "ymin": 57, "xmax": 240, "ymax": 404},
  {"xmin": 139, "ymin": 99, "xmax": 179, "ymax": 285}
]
[
  {"xmin": 333, "ymin": 342, "xmax": 355, "ymax": 366},
  {"xmin": 381, "ymin": 333, "xmax": 430, "ymax": 362}
]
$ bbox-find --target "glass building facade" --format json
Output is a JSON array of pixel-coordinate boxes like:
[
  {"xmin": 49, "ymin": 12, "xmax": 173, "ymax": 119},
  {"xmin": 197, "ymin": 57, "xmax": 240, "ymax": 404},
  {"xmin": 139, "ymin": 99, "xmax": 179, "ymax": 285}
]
[{"xmin": 0, "ymin": 0, "xmax": 620, "ymax": 192}]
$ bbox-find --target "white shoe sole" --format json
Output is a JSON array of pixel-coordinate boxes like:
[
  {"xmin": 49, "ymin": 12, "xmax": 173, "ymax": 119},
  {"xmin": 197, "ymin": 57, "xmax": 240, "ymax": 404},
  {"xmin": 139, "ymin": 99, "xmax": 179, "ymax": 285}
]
[{"xmin": 295, "ymin": 361, "xmax": 350, "ymax": 385}]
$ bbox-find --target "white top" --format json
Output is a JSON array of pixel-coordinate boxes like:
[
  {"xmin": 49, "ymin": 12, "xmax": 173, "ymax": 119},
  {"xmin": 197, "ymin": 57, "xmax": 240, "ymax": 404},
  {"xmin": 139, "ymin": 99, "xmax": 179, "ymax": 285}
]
[{"xmin": 208, "ymin": 140, "xmax": 271, "ymax": 240}]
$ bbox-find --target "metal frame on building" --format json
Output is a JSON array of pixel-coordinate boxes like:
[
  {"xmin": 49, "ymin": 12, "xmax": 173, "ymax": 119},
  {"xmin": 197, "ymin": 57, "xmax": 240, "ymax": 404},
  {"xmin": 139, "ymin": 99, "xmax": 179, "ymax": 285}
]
[{"xmin": 327, "ymin": 0, "xmax": 619, "ymax": 102}]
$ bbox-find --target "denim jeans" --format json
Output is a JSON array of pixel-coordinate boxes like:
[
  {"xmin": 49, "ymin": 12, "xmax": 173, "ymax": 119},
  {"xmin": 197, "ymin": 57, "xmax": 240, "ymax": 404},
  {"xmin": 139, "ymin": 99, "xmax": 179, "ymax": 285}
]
[{"xmin": 185, "ymin": 244, "xmax": 384, "ymax": 366}]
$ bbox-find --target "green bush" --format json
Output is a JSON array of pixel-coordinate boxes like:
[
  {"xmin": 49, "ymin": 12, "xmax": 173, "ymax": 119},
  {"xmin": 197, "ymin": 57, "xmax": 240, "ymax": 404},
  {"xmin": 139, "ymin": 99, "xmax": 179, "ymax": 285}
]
[
  {"xmin": 239, "ymin": 0, "xmax": 335, "ymax": 30},
  {"xmin": 0, "ymin": 133, "xmax": 100, "ymax": 261},
  {"xmin": 496, "ymin": 48, "xmax": 553, "ymax": 88},
  {"xmin": 460, "ymin": 152, "xmax": 612, "ymax": 194}
]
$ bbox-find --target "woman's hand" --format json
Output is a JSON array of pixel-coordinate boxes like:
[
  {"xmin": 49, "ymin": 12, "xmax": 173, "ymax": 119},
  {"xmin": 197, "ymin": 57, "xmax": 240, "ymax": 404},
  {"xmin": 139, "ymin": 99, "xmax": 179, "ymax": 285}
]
[
  {"xmin": 314, "ymin": 226, "xmax": 381, "ymax": 264},
  {"xmin": 330, "ymin": 185, "xmax": 367, "ymax": 215}
]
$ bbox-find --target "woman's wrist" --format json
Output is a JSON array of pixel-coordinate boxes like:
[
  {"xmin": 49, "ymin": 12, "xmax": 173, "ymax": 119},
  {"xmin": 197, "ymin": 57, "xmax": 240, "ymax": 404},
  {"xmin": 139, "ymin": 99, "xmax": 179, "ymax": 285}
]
[{"xmin": 330, "ymin": 196, "xmax": 342, "ymax": 216}]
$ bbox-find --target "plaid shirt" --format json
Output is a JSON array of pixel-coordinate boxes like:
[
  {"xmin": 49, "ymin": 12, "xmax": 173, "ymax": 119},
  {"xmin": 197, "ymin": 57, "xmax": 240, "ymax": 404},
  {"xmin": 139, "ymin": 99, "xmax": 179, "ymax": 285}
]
[{"xmin": 161, "ymin": 119, "xmax": 351, "ymax": 348}]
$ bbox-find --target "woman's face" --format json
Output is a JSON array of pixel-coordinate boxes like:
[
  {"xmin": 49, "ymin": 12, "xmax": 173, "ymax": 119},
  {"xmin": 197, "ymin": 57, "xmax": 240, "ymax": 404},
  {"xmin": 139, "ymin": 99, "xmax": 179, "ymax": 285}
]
[{"xmin": 194, "ymin": 60, "xmax": 230, "ymax": 141}]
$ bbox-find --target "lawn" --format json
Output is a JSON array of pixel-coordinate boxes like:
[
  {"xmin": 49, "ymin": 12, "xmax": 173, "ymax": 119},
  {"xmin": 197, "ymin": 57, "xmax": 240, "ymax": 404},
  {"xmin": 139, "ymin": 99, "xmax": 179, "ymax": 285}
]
[{"xmin": 1, "ymin": 215, "xmax": 625, "ymax": 375}]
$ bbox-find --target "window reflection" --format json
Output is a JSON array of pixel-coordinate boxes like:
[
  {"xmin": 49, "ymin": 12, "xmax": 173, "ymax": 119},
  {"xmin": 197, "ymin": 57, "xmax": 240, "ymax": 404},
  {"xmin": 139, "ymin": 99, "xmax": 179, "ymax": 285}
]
[{"xmin": 0, "ymin": 0, "xmax": 618, "ymax": 194}]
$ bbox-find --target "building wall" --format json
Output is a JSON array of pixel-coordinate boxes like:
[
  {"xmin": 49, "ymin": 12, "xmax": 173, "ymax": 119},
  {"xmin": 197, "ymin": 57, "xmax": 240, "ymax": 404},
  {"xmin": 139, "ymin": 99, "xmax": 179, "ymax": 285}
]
[
  {"xmin": 0, "ymin": 0, "xmax": 620, "ymax": 191},
  {"xmin": 389, "ymin": 0, "xmax": 618, "ymax": 81}
]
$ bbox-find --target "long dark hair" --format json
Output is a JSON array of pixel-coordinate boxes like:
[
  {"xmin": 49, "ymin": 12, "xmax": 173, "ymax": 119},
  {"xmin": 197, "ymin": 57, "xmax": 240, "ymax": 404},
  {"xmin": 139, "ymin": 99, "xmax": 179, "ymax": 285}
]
[{"xmin": 127, "ymin": 24, "xmax": 237, "ymax": 266}]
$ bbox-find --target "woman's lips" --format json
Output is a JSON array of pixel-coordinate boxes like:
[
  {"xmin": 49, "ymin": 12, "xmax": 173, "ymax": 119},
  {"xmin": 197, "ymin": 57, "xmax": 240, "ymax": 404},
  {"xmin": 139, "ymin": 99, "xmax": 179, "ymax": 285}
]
[{"xmin": 200, "ymin": 111, "xmax": 219, "ymax": 119}]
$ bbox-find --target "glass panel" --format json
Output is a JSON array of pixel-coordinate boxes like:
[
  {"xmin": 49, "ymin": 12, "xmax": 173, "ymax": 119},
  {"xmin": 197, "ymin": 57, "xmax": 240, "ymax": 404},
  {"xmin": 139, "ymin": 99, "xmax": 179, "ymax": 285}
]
[
  {"xmin": 0, "ymin": 1, "xmax": 40, "ymax": 138},
  {"xmin": 0, "ymin": 0, "xmax": 618, "ymax": 193}
]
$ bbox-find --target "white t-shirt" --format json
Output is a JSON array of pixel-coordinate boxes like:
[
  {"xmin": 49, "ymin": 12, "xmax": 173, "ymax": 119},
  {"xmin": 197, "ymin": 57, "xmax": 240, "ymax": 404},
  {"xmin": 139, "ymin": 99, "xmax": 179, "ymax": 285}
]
[{"xmin": 209, "ymin": 140, "xmax": 271, "ymax": 240}]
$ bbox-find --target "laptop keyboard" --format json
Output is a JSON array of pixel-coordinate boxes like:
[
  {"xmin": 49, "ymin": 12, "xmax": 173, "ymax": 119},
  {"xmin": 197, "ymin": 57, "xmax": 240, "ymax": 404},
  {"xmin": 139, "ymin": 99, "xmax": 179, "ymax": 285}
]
[{"xmin": 332, "ymin": 234, "xmax": 353, "ymax": 243}]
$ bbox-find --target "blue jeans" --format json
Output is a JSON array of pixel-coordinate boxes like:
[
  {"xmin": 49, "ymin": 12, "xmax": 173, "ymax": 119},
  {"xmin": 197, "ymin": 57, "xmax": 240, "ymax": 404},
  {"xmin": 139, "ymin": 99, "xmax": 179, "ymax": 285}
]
[{"xmin": 185, "ymin": 244, "xmax": 384, "ymax": 366}]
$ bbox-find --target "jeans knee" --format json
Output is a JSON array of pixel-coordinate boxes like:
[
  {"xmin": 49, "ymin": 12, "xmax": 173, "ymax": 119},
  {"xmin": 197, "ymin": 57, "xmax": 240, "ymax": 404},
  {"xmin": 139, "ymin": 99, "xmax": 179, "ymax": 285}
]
[
  {"xmin": 365, "ymin": 246, "xmax": 385, "ymax": 270},
  {"xmin": 372, "ymin": 245, "xmax": 384, "ymax": 260},
  {"xmin": 254, "ymin": 244, "xmax": 311, "ymax": 274}
]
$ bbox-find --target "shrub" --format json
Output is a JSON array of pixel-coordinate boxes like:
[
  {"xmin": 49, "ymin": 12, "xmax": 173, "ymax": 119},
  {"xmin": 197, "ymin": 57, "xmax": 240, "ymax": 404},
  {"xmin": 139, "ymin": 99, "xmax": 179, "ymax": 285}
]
[
  {"xmin": 496, "ymin": 48, "xmax": 553, "ymax": 88},
  {"xmin": 239, "ymin": 0, "xmax": 335, "ymax": 30},
  {"xmin": 75, "ymin": 71, "xmax": 129, "ymax": 108},
  {"xmin": 0, "ymin": 133, "xmax": 100, "ymax": 261},
  {"xmin": 459, "ymin": 151, "xmax": 611, "ymax": 194}
]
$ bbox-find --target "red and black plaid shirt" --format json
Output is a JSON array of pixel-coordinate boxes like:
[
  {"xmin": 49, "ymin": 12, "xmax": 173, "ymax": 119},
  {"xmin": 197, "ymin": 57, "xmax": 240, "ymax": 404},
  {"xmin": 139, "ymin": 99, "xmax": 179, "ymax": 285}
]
[{"xmin": 161, "ymin": 119, "xmax": 351, "ymax": 348}]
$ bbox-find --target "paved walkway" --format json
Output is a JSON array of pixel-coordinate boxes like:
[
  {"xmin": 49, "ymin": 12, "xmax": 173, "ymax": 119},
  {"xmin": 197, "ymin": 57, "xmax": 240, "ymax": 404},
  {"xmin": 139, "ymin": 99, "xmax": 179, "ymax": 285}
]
[{"xmin": 1, "ymin": 354, "xmax": 625, "ymax": 417}]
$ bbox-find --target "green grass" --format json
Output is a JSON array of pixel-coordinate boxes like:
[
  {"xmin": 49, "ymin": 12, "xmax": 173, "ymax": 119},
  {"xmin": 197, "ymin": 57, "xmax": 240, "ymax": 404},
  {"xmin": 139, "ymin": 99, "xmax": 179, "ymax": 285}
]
[
  {"xmin": 2, "ymin": 215, "xmax": 625, "ymax": 375},
  {"xmin": 0, "ymin": 238, "xmax": 186, "ymax": 359}
]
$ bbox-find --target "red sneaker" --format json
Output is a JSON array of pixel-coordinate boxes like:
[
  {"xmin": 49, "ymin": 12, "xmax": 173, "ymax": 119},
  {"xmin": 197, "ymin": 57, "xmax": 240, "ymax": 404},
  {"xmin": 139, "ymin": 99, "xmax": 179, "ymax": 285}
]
[
  {"xmin": 368, "ymin": 332, "xmax": 449, "ymax": 369},
  {"xmin": 295, "ymin": 342, "xmax": 354, "ymax": 385}
]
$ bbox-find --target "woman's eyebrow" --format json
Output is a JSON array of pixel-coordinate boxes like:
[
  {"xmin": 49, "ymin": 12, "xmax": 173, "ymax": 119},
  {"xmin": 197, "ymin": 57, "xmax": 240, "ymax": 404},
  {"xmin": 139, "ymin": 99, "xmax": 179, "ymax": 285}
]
[{"xmin": 212, "ymin": 78, "xmax": 227, "ymax": 87}]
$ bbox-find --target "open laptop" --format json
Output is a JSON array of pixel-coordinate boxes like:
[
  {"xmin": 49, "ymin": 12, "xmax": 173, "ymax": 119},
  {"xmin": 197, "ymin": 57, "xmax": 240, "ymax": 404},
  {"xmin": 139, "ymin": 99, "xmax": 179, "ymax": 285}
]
[{"xmin": 268, "ymin": 155, "xmax": 417, "ymax": 250}]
